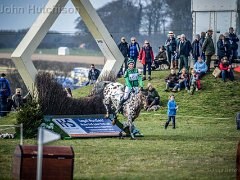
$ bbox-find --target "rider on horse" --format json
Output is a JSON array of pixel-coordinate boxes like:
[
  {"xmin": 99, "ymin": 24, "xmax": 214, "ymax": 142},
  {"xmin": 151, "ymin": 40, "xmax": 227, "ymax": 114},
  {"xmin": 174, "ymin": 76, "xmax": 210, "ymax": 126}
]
[{"xmin": 117, "ymin": 58, "xmax": 144, "ymax": 113}]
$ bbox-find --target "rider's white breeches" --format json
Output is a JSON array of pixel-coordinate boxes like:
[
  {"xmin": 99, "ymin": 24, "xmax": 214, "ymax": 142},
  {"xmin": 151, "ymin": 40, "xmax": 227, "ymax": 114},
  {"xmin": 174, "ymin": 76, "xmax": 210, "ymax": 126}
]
[{"xmin": 123, "ymin": 86, "xmax": 139, "ymax": 99}]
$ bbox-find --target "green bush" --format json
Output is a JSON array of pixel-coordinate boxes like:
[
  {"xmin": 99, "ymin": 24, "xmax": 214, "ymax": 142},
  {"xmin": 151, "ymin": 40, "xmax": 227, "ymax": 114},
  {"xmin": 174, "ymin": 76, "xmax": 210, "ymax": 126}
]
[{"xmin": 15, "ymin": 97, "xmax": 43, "ymax": 138}]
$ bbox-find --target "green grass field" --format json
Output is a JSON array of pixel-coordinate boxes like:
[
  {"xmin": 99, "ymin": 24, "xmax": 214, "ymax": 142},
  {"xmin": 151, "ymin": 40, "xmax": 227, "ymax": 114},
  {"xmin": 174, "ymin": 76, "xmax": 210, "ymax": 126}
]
[{"xmin": 0, "ymin": 70, "xmax": 240, "ymax": 179}]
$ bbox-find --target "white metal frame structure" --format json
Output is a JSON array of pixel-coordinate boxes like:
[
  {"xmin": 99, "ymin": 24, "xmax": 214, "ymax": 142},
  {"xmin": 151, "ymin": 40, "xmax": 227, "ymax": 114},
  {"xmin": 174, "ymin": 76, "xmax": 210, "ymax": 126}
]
[{"xmin": 11, "ymin": 0, "xmax": 124, "ymax": 91}]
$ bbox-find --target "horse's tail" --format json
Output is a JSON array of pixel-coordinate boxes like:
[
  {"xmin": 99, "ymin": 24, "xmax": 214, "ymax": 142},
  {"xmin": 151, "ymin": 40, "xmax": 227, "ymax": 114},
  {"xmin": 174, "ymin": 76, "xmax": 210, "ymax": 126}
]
[{"xmin": 89, "ymin": 81, "xmax": 111, "ymax": 98}]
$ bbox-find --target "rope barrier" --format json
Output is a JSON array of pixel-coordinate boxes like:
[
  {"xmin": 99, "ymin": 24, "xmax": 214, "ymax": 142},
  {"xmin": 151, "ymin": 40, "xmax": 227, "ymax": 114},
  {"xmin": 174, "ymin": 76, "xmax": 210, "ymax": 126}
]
[{"xmin": 141, "ymin": 112, "xmax": 231, "ymax": 120}]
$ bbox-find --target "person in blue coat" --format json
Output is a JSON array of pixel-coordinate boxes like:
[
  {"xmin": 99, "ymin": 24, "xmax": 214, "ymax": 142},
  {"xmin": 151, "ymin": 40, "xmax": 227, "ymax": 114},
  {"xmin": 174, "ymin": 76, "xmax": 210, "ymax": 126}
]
[
  {"xmin": 0, "ymin": 73, "xmax": 11, "ymax": 117},
  {"xmin": 164, "ymin": 94, "xmax": 178, "ymax": 129},
  {"xmin": 128, "ymin": 37, "xmax": 140, "ymax": 68},
  {"xmin": 193, "ymin": 56, "xmax": 208, "ymax": 78}
]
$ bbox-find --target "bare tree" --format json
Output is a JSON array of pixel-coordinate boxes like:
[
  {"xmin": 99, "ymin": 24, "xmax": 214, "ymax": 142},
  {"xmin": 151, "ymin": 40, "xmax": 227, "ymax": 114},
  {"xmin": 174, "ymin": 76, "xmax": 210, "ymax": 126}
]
[{"xmin": 141, "ymin": 0, "xmax": 170, "ymax": 36}]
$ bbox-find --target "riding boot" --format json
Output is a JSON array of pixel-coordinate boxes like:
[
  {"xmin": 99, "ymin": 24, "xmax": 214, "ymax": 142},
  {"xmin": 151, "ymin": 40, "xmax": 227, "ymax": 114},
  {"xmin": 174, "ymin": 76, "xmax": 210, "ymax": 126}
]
[{"xmin": 116, "ymin": 98, "xmax": 126, "ymax": 114}]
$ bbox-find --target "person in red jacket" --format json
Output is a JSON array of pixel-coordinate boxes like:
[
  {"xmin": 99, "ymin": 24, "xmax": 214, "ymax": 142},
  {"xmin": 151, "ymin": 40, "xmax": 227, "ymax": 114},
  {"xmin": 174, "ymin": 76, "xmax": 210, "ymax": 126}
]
[
  {"xmin": 138, "ymin": 40, "xmax": 154, "ymax": 81},
  {"xmin": 219, "ymin": 56, "xmax": 234, "ymax": 82}
]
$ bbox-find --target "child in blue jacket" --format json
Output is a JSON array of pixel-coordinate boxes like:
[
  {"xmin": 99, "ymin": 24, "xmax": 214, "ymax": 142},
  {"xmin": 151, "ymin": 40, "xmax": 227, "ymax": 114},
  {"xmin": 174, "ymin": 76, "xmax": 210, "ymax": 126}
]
[{"xmin": 164, "ymin": 94, "xmax": 178, "ymax": 129}]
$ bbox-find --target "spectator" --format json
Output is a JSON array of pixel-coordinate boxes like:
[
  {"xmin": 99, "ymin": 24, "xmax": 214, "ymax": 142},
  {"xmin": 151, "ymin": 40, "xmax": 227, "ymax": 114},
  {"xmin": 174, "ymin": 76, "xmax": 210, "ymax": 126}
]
[
  {"xmin": 118, "ymin": 36, "xmax": 129, "ymax": 74},
  {"xmin": 165, "ymin": 31, "xmax": 177, "ymax": 69},
  {"xmin": 178, "ymin": 67, "xmax": 189, "ymax": 91},
  {"xmin": 164, "ymin": 94, "xmax": 178, "ymax": 129},
  {"xmin": 117, "ymin": 59, "xmax": 143, "ymax": 113},
  {"xmin": 153, "ymin": 46, "xmax": 170, "ymax": 70},
  {"xmin": 192, "ymin": 34, "xmax": 202, "ymax": 63},
  {"xmin": 65, "ymin": 87, "xmax": 72, "ymax": 97},
  {"xmin": 128, "ymin": 37, "xmax": 140, "ymax": 68},
  {"xmin": 12, "ymin": 88, "xmax": 30, "ymax": 110},
  {"xmin": 138, "ymin": 40, "xmax": 154, "ymax": 81},
  {"xmin": 219, "ymin": 57, "xmax": 234, "ymax": 82},
  {"xmin": 189, "ymin": 69, "xmax": 201, "ymax": 95},
  {"xmin": 164, "ymin": 69, "xmax": 179, "ymax": 92},
  {"xmin": 176, "ymin": 35, "xmax": 181, "ymax": 43},
  {"xmin": 199, "ymin": 32, "xmax": 206, "ymax": 61},
  {"xmin": 193, "ymin": 56, "xmax": 208, "ymax": 78},
  {"xmin": 177, "ymin": 34, "xmax": 192, "ymax": 72},
  {"xmin": 0, "ymin": 73, "xmax": 11, "ymax": 117},
  {"xmin": 217, "ymin": 34, "xmax": 231, "ymax": 65},
  {"xmin": 145, "ymin": 83, "xmax": 160, "ymax": 110},
  {"xmin": 228, "ymin": 27, "xmax": 239, "ymax": 63},
  {"xmin": 88, "ymin": 64, "xmax": 100, "ymax": 85},
  {"xmin": 202, "ymin": 29, "xmax": 215, "ymax": 72}
]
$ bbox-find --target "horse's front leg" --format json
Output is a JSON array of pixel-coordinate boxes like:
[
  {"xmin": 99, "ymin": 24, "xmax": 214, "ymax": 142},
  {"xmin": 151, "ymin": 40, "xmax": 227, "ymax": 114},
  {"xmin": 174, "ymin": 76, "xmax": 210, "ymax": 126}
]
[
  {"xmin": 103, "ymin": 98, "xmax": 111, "ymax": 118},
  {"xmin": 128, "ymin": 115, "xmax": 135, "ymax": 140}
]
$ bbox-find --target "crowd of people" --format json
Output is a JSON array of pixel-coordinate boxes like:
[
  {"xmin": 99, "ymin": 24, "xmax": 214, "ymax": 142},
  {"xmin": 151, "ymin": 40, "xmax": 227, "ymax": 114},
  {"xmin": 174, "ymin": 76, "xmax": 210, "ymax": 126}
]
[
  {"xmin": 117, "ymin": 27, "xmax": 238, "ymax": 82},
  {"xmin": 117, "ymin": 27, "xmax": 239, "ymax": 128}
]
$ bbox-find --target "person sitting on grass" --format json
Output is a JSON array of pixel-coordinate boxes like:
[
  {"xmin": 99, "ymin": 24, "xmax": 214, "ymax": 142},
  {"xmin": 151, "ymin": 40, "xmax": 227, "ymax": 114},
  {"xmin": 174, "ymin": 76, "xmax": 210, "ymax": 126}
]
[
  {"xmin": 164, "ymin": 69, "xmax": 179, "ymax": 92},
  {"xmin": 193, "ymin": 56, "xmax": 208, "ymax": 79},
  {"xmin": 219, "ymin": 57, "xmax": 234, "ymax": 82},
  {"xmin": 164, "ymin": 94, "xmax": 178, "ymax": 129},
  {"xmin": 189, "ymin": 69, "xmax": 201, "ymax": 95},
  {"xmin": 178, "ymin": 67, "xmax": 189, "ymax": 91},
  {"xmin": 145, "ymin": 83, "xmax": 160, "ymax": 110}
]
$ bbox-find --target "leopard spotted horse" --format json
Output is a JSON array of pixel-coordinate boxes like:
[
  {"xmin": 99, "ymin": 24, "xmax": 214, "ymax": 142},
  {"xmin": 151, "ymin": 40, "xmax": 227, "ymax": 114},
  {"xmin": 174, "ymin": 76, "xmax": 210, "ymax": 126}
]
[{"xmin": 102, "ymin": 82, "xmax": 146, "ymax": 139}]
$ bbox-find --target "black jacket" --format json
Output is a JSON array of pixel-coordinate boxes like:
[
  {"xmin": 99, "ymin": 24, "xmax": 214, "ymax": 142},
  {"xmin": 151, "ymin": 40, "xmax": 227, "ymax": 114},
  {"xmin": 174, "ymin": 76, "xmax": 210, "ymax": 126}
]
[
  {"xmin": 118, "ymin": 42, "xmax": 129, "ymax": 57},
  {"xmin": 88, "ymin": 69, "xmax": 100, "ymax": 81}
]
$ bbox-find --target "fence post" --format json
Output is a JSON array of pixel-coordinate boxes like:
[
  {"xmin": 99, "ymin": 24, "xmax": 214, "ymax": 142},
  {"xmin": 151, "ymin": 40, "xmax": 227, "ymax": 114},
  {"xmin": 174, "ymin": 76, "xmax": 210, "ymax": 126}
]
[{"xmin": 20, "ymin": 123, "xmax": 23, "ymax": 145}]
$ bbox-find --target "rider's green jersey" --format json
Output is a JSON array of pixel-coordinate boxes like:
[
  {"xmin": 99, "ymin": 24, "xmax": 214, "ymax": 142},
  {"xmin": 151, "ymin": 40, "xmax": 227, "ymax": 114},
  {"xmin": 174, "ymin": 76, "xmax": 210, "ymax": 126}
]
[{"xmin": 124, "ymin": 68, "xmax": 143, "ymax": 88}]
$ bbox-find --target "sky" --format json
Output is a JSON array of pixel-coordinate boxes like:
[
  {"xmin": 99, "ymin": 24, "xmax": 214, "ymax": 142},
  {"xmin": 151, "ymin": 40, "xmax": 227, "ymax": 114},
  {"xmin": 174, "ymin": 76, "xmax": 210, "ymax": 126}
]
[{"xmin": 0, "ymin": 0, "xmax": 113, "ymax": 32}]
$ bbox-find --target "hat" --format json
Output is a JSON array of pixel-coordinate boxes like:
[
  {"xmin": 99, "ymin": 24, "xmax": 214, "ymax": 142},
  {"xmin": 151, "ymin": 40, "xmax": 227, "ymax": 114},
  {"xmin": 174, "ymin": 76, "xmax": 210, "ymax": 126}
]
[
  {"xmin": 168, "ymin": 31, "xmax": 174, "ymax": 35},
  {"xmin": 207, "ymin": 29, "xmax": 213, "ymax": 32},
  {"xmin": 1, "ymin": 73, "xmax": 6, "ymax": 77},
  {"xmin": 127, "ymin": 58, "xmax": 135, "ymax": 65}
]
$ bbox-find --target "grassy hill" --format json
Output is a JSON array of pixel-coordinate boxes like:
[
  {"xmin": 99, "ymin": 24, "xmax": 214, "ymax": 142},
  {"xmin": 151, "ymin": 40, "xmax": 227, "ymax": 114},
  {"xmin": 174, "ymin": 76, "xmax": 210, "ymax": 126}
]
[{"xmin": 0, "ymin": 70, "xmax": 240, "ymax": 179}]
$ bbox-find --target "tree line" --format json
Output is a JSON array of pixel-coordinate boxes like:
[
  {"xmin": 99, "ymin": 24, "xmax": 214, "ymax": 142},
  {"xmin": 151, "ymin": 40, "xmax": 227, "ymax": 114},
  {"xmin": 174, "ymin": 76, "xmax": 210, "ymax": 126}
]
[{"xmin": 0, "ymin": 0, "xmax": 192, "ymax": 52}]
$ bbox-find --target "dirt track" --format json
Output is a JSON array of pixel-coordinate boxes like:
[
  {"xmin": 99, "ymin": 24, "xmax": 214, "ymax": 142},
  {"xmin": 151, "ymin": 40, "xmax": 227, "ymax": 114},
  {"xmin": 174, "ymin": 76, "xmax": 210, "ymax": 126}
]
[
  {"xmin": 0, "ymin": 53, "xmax": 143, "ymax": 68},
  {"xmin": 0, "ymin": 53, "xmax": 106, "ymax": 65}
]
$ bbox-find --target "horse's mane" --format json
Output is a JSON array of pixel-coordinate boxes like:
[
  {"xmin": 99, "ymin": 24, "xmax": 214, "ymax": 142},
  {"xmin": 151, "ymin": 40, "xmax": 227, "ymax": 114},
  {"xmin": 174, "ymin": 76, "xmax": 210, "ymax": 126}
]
[{"xmin": 89, "ymin": 81, "xmax": 111, "ymax": 97}]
